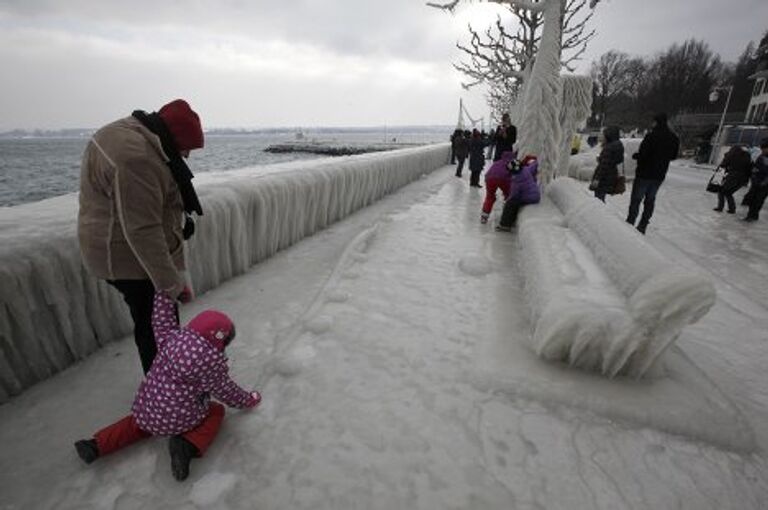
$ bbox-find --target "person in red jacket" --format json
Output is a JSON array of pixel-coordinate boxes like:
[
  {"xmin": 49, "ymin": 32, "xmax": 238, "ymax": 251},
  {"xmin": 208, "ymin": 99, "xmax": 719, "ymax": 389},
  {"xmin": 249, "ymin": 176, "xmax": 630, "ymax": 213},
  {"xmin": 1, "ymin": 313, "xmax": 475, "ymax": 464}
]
[{"xmin": 74, "ymin": 292, "xmax": 261, "ymax": 481}]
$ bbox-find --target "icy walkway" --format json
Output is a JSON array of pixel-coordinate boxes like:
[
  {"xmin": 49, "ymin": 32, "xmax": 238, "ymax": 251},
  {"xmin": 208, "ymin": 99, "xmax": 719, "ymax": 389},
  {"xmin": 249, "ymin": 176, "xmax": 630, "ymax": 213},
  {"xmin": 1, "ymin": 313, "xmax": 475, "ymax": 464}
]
[{"xmin": 1, "ymin": 163, "xmax": 767, "ymax": 509}]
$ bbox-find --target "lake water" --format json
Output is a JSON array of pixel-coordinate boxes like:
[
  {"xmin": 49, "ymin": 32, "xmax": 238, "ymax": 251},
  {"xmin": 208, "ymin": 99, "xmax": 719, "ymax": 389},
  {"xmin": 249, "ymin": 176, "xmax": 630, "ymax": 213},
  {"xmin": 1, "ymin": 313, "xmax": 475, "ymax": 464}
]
[{"xmin": 0, "ymin": 127, "xmax": 449, "ymax": 207}]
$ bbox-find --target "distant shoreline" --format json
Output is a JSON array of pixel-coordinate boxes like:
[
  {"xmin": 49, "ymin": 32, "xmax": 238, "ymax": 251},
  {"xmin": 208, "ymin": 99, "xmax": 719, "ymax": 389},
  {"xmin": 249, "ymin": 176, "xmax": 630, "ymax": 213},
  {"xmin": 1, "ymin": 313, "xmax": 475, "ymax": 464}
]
[{"xmin": 0, "ymin": 125, "xmax": 454, "ymax": 140}]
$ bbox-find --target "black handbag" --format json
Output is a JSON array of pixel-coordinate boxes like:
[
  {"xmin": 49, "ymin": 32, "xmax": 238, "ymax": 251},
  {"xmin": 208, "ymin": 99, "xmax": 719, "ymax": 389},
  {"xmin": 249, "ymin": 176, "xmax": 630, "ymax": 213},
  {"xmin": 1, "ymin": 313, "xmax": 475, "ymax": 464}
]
[{"xmin": 706, "ymin": 167, "xmax": 725, "ymax": 193}]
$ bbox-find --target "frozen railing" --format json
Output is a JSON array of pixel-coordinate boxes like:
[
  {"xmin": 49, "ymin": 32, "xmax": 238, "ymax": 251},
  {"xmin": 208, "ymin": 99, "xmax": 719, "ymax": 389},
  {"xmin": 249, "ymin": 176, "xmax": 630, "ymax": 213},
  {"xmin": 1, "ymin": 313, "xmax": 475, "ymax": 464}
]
[
  {"xmin": 0, "ymin": 144, "xmax": 450, "ymax": 402},
  {"xmin": 518, "ymin": 176, "xmax": 715, "ymax": 378}
]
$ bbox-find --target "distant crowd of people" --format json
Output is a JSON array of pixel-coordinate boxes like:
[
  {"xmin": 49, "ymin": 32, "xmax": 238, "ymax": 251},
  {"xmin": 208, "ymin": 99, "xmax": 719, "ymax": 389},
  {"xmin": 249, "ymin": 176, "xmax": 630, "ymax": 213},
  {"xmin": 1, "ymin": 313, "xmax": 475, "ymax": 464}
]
[
  {"xmin": 450, "ymin": 113, "xmax": 540, "ymax": 231},
  {"xmin": 587, "ymin": 111, "xmax": 768, "ymax": 230}
]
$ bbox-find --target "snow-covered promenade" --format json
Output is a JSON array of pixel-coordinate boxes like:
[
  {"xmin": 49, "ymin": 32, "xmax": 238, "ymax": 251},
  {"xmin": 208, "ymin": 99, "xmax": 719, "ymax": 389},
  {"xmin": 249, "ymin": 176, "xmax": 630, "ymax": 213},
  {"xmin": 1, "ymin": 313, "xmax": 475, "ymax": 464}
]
[
  {"xmin": 0, "ymin": 146, "xmax": 449, "ymax": 402},
  {"xmin": 1, "ymin": 154, "xmax": 767, "ymax": 509}
]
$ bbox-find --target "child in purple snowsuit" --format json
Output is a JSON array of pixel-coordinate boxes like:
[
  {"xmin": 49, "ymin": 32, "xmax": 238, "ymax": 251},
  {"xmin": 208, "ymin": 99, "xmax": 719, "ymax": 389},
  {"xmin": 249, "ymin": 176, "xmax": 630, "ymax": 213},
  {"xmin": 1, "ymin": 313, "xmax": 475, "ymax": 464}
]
[
  {"xmin": 75, "ymin": 291, "xmax": 260, "ymax": 481},
  {"xmin": 496, "ymin": 155, "xmax": 541, "ymax": 231}
]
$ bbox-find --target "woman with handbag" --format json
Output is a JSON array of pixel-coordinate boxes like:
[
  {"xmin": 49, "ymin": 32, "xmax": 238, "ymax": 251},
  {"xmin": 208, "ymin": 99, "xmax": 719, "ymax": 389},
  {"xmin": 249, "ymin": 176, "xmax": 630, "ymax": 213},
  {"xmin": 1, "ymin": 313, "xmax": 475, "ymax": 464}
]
[{"xmin": 589, "ymin": 126, "xmax": 624, "ymax": 202}]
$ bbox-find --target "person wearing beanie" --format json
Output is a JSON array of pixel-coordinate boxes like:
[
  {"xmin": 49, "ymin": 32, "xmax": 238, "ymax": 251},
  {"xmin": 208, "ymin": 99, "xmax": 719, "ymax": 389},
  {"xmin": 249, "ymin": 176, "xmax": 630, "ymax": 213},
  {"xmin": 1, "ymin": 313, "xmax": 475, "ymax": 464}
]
[
  {"xmin": 74, "ymin": 291, "xmax": 261, "ymax": 482},
  {"xmin": 626, "ymin": 112, "xmax": 680, "ymax": 234},
  {"xmin": 78, "ymin": 99, "xmax": 205, "ymax": 373}
]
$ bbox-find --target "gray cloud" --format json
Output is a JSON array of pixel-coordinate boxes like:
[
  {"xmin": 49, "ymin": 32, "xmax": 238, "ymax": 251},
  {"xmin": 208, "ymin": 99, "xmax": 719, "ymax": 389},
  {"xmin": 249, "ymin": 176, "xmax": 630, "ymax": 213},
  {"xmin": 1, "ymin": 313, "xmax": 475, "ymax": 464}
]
[{"xmin": 0, "ymin": 0, "xmax": 765, "ymax": 129}]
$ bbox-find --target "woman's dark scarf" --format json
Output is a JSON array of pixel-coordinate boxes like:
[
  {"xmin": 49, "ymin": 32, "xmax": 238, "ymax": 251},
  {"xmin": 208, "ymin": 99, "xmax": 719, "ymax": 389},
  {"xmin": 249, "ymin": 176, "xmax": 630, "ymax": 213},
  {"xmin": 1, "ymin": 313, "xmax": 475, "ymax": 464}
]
[{"xmin": 132, "ymin": 110, "xmax": 202, "ymax": 239}]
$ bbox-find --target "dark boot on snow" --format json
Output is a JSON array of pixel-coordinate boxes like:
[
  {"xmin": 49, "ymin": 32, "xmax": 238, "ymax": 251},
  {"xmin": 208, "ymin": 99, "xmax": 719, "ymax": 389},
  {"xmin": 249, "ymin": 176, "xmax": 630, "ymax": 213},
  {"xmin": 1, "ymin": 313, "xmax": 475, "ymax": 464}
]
[
  {"xmin": 74, "ymin": 439, "xmax": 99, "ymax": 464},
  {"xmin": 169, "ymin": 435, "xmax": 199, "ymax": 481}
]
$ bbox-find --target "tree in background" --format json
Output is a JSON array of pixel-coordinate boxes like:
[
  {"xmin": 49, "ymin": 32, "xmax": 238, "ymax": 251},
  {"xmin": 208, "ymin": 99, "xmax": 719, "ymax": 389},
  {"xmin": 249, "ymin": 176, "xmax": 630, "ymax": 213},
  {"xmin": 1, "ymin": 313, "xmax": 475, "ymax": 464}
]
[
  {"xmin": 638, "ymin": 39, "xmax": 723, "ymax": 116},
  {"xmin": 589, "ymin": 50, "xmax": 645, "ymax": 126}
]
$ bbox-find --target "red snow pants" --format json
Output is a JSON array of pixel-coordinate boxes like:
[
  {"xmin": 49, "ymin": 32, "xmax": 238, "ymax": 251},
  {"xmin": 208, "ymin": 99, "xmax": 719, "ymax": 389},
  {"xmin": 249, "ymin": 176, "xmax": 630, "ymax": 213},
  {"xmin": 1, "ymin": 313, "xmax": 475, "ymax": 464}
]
[
  {"xmin": 482, "ymin": 178, "xmax": 511, "ymax": 214},
  {"xmin": 94, "ymin": 402, "xmax": 225, "ymax": 457}
]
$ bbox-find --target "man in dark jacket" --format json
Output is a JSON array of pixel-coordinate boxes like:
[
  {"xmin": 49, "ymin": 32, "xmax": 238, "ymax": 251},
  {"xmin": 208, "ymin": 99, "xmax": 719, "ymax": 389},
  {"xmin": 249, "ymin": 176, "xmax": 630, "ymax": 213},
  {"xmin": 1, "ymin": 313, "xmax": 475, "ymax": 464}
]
[
  {"xmin": 745, "ymin": 139, "xmax": 768, "ymax": 222},
  {"xmin": 453, "ymin": 130, "xmax": 470, "ymax": 177},
  {"xmin": 626, "ymin": 113, "xmax": 680, "ymax": 234},
  {"xmin": 492, "ymin": 113, "xmax": 517, "ymax": 161}
]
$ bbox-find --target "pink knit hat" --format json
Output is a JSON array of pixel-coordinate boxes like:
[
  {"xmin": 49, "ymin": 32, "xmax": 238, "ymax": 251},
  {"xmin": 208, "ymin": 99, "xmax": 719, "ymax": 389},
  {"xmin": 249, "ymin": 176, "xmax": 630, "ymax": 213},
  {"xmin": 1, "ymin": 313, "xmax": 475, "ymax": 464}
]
[{"xmin": 186, "ymin": 310, "xmax": 235, "ymax": 351}]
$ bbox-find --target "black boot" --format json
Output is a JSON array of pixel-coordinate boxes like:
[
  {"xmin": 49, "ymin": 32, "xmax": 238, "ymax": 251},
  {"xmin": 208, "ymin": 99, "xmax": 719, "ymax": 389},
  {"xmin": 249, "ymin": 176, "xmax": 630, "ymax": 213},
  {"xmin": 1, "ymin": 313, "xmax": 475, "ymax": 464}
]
[
  {"xmin": 74, "ymin": 439, "xmax": 99, "ymax": 464},
  {"xmin": 169, "ymin": 435, "xmax": 199, "ymax": 481}
]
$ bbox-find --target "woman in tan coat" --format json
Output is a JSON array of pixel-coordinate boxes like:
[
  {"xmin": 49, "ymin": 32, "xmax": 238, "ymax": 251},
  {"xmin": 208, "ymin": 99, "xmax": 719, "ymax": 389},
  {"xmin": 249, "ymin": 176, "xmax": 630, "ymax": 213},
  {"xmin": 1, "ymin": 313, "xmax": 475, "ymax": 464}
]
[{"xmin": 78, "ymin": 99, "xmax": 204, "ymax": 372}]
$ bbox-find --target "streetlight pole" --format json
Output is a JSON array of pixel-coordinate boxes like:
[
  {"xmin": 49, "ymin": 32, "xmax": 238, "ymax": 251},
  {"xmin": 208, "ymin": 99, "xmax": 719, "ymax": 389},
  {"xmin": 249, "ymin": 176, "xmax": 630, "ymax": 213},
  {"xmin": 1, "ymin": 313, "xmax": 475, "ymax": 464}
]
[{"xmin": 709, "ymin": 85, "xmax": 734, "ymax": 165}]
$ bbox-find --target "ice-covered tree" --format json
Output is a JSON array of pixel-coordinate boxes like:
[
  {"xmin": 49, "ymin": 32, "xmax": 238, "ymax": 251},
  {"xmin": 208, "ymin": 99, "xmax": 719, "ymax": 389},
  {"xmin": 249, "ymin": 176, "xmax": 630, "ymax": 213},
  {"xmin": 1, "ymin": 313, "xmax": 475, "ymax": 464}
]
[
  {"xmin": 430, "ymin": 0, "xmax": 598, "ymax": 120},
  {"xmin": 430, "ymin": 0, "xmax": 600, "ymax": 183}
]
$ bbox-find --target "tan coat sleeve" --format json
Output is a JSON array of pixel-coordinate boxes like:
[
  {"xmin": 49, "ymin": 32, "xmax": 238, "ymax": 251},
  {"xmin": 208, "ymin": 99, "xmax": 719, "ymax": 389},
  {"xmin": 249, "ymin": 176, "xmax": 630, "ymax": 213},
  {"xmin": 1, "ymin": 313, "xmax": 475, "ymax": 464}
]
[{"xmin": 113, "ymin": 153, "xmax": 185, "ymax": 297}]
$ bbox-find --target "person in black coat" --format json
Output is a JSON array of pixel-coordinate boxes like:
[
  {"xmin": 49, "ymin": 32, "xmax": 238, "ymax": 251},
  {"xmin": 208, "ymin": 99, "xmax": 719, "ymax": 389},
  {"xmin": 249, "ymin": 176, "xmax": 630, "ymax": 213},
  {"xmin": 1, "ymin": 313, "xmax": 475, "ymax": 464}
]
[
  {"xmin": 626, "ymin": 113, "xmax": 679, "ymax": 234},
  {"xmin": 591, "ymin": 125, "xmax": 624, "ymax": 202},
  {"xmin": 713, "ymin": 145, "xmax": 752, "ymax": 214},
  {"xmin": 745, "ymin": 139, "xmax": 768, "ymax": 222},
  {"xmin": 453, "ymin": 131, "xmax": 470, "ymax": 177},
  {"xmin": 468, "ymin": 129, "xmax": 487, "ymax": 187},
  {"xmin": 492, "ymin": 113, "xmax": 517, "ymax": 161},
  {"xmin": 449, "ymin": 129, "xmax": 462, "ymax": 164}
]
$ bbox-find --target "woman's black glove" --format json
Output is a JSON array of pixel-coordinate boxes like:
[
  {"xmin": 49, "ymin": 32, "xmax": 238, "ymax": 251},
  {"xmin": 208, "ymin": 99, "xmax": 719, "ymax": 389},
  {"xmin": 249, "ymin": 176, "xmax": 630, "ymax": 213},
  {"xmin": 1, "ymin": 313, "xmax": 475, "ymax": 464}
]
[{"xmin": 183, "ymin": 214, "xmax": 196, "ymax": 240}]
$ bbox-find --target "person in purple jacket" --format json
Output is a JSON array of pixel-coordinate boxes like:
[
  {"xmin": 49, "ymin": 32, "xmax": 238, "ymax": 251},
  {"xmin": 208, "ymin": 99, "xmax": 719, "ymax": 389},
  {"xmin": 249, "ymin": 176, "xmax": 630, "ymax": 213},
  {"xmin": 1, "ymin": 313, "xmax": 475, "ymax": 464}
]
[
  {"xmin": 496, "ymin": 155, "xmax": 541, "ymax": 231},
  {"xmin": 74, "ymin": 292, "xmax": 261, "ymax": 481},
  {"xmin": 481, "ymin": 150, "xmax": 516, "ymax": 224}
]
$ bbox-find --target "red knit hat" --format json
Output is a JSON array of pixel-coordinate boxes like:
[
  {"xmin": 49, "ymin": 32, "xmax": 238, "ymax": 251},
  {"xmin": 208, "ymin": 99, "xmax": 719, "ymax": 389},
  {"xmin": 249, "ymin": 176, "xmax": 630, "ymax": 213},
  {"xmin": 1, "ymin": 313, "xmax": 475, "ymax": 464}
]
[
  {"xmin": 186, "ymin": 310, "xmax": 234, "ymax": 351},
  {"xmin": 158, "ymin": 99, "xmax": 204, "ymax": 152}
]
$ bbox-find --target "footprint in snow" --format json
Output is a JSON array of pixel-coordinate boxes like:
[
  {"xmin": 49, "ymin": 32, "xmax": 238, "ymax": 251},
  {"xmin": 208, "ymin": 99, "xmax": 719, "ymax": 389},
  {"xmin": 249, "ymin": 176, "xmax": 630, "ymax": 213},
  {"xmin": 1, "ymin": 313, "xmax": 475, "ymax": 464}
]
[{"xmin": 458, "ymin": 255, "xmax": 493, "ymax": 277}]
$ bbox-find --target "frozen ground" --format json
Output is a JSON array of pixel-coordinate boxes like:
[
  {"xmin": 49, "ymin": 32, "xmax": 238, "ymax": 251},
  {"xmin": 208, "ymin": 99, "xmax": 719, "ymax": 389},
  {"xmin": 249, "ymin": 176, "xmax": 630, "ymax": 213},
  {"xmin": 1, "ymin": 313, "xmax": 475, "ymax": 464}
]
[{"xmin": 0, "ymin": 161, "xmax": 767, "ymax": 509}]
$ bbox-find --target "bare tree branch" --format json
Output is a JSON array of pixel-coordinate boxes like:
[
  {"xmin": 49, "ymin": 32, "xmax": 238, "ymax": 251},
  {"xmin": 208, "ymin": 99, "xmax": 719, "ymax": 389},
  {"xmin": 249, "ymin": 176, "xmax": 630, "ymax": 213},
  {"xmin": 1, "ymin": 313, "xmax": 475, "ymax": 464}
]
[
  {"xmin": 451, "ymin": 0, "xmax": 596, "ymax": 97},
  {"xmin": 426, "ymin": 0, "xmax": 461, "ymax": 12}
]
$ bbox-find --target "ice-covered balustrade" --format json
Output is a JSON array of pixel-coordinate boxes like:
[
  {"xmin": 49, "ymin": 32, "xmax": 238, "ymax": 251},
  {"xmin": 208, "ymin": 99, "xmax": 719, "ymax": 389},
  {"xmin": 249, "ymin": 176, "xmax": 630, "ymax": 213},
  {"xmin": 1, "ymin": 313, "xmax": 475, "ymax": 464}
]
[
  {"xmin": 517, "ymin": 177, "xmax": 716, "ymax": 377},
  {"xmin": 0, "ymin": 145, "xmax": 450, "ymax": 402}
]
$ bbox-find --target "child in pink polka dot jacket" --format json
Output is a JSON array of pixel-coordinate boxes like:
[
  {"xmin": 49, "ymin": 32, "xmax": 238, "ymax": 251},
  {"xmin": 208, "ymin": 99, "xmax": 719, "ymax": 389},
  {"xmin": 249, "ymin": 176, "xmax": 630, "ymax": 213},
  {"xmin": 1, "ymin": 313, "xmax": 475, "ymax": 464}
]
[{"xmin": 74, "ymin": 291, "xmax": 261, "ymax": 481}]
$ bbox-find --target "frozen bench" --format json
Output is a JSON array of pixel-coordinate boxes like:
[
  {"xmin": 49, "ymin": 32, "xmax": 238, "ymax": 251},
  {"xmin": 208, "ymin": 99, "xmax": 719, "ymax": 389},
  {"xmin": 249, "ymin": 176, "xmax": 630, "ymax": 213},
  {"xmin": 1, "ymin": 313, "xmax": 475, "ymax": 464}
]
[{"xmin": 517, "ymin": 177, "xmax": 715, "ymax": 377}]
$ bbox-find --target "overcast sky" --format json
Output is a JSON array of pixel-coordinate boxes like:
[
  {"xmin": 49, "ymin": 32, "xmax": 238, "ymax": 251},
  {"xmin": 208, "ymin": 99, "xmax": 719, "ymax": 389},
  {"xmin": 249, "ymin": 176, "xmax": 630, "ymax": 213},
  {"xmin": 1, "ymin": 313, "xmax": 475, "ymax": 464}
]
[{"xmin": 0, "ymin": 0, "xmax": 765, "ymax": 130}]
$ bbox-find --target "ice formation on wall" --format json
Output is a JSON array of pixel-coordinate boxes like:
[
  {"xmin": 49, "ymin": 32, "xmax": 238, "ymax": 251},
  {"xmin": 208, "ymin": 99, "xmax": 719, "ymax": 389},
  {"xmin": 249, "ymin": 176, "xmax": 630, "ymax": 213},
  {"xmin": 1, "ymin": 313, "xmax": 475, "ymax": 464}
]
[
  {"xmin": 557, "ymin": 75, "xmax": 593, "ymax": 177},
  {"xmin": 0, "ymin": 145, "xmax": 450, "ymax": 402},
  {"xmin": 511, "ymin": 0, "xmax": 564, "ymax": 186},
  {"xmin": 517, "ymin": 177, "xmax": 716, "ymax": 377}
]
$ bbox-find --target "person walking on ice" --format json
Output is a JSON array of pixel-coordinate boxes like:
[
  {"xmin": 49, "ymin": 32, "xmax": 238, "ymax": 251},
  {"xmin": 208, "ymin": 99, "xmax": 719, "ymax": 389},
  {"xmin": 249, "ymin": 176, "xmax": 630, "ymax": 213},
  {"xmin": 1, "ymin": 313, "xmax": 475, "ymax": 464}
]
[
  {"xmin": 74, "ymin": 291, "xmax": 261, "ymax": 481},
  {"xmin": 744, "ymin": 139, "xmax": 768, "ymax": 222},
  {"xmin": 625, "ymin": 113, "xmax": 679, "ymax": 234}
]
